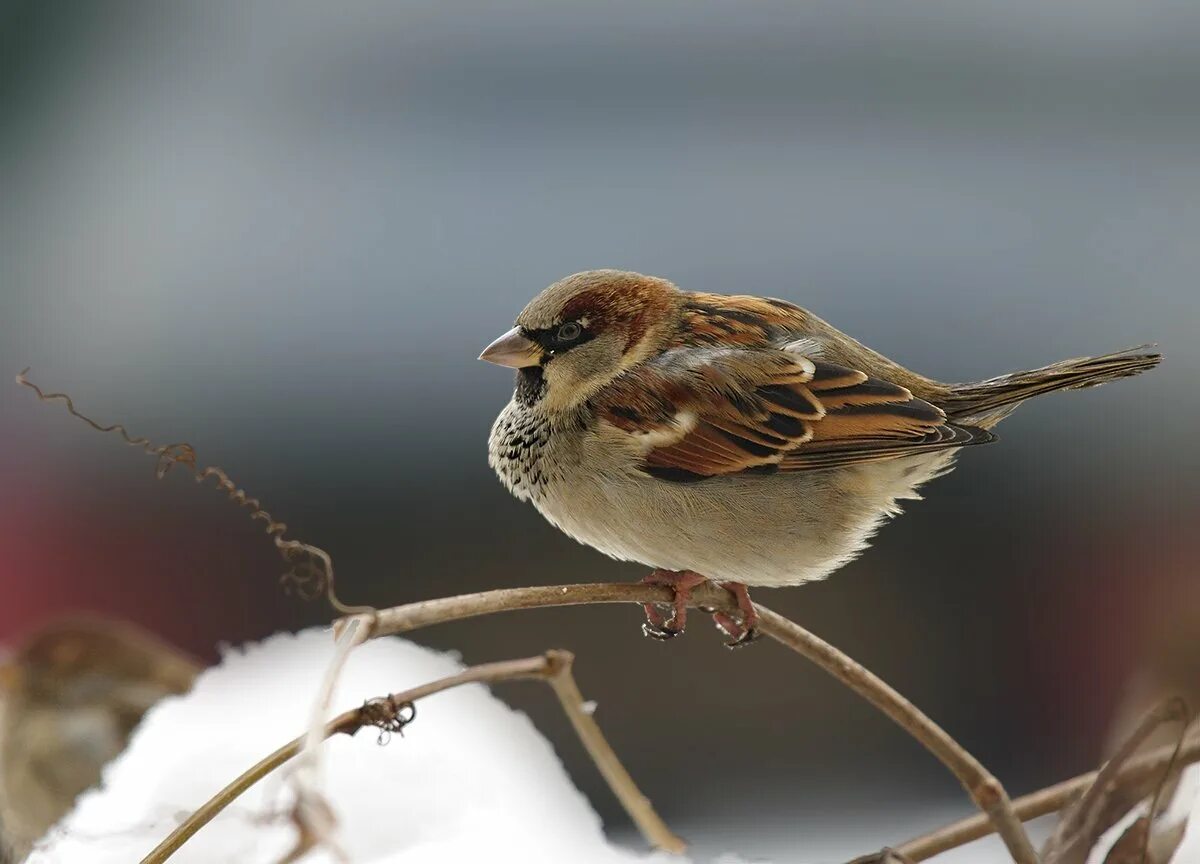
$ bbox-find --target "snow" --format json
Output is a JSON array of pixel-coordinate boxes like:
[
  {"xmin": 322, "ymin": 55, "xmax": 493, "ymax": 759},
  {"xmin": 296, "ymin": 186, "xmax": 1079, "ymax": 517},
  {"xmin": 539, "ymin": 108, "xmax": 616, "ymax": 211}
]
[
  {"xmin": 25, "ymin": 626, "xmax": 1200, "ymax": 864},
  {"xmin": 27, "ymin": 629, "xmax": 678, "ymax": 864}
]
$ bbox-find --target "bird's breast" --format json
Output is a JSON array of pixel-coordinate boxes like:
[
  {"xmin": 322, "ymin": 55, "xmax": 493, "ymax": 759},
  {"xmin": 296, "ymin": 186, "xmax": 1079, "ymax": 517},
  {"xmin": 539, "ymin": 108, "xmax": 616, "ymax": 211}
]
[{"xmin": 488, "ymin": 401, "xmax": 557, "ymax": 502}]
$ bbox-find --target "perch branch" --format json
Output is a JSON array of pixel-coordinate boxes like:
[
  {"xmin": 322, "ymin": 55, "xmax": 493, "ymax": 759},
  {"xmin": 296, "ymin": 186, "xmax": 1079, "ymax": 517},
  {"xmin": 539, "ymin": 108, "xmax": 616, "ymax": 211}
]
[
  {"xmin": 359, "ymin": 582, "xmax": 1038, "ymax": 864},
  {"xmin": 892, "ymin": 733, "xmax": 1200, "ymax": 861},
  {"xmin": 19, "ymin": 372, "xmax": 1035, "ymax": 860},
  {"xmin": 140, "ymin": 650, "xmax": 681, "ymax": 864}
]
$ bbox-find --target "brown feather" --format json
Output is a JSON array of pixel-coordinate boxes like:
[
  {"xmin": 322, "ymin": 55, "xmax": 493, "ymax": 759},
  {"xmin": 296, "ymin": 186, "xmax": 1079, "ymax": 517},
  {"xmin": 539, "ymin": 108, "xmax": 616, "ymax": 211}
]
[
  {"xmin": 782, "ymin": 423, "xmax": 995, "ymax": 471},
  {"xmin": 589, "ymin": 285, "xmax": 1156, "ymax": 479},
  {"xmin": 597, "ymin": 347, "xmax": 993, "ymax": 480},
  {"xmin": 803, "ymin": 362, "xmax": 869, "ymax": 391},
  {"xmin": 942, "ymin": 346, "xmax": 1162, "ymax": 425}
]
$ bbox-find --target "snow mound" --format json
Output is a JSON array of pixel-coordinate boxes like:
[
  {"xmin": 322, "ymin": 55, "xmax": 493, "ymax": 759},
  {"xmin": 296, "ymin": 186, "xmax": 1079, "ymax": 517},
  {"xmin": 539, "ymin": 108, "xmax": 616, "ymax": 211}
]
[{"xmin": 29, "ymin": 629, "xmax": 675, "ymax": 864}]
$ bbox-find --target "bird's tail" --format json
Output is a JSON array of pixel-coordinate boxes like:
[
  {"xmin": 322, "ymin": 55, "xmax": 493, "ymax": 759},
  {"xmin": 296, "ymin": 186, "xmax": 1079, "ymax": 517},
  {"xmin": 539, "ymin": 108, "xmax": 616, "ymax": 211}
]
[{"xmin": 942, "ymin": 345, "xmax": 1161, "ymax": 426}]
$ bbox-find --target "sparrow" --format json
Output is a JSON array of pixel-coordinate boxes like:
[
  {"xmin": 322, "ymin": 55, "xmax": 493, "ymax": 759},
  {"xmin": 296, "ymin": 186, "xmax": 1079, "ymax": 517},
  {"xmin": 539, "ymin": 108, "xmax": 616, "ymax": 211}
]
[
  {"xmin": 481, "ymin": 270, "xmax": 1160, "ymax": 646},
  {"xmin": 0, "ymin": 618, "xmax": 198, "ymax": 860}
]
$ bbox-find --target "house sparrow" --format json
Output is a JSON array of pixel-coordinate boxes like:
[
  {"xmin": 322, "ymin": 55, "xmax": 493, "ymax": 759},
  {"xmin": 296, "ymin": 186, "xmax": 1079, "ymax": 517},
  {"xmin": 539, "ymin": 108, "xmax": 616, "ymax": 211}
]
[
  {"xmin": 481, "ymin": 270, "xmax": 1160, "ymax": 646},
  {"xmin": 0, "ymin": 618, "xmax": 198, "ymax": 860}
]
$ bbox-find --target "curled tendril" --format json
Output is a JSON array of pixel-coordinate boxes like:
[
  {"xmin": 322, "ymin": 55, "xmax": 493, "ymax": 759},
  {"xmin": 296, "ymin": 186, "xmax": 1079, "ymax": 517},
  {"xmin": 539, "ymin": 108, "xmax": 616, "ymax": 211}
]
[
  {"xmin": 280, "ymin": 548, "xmax": 329, "ymax": 603},
  {"xmin": 16, "ymin": 368, "xmax": 373, "ymax": 616}
]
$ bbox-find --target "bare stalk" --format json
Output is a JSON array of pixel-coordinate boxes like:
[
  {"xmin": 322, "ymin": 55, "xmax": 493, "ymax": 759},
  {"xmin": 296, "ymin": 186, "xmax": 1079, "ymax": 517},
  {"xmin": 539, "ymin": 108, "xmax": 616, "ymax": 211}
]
[
  {"xmin": 893, "ymin": 734, "xmax": 1200, "ymax": 861},
  {"xmin": 140, "ymin": 652, "xmax": 680, "ymax": 864},
  {"xmin": 1042, "ymin": 698, "xmax": 1188, "ymax": 864},
  {"xmin": 17, "ymin": 373, "xmax": 1033, "ymax": 861},
  {"xmin": 363, "ymin": 582, "xmax": 1037, "ymax": 864},
  {"xmin": 15, "ymin": 368, "xmax": 368, "ymax": 614},
  {"xmin": 284, "ymin": 617, "xmax": 369, "ymax": 862},
  {"xmin": 541, "ymin": 649, "xmax": 685, "ymax": 854},
  {"xmin": 754, "ymin": 608, "xmax": 1037, "ymax": 863}
]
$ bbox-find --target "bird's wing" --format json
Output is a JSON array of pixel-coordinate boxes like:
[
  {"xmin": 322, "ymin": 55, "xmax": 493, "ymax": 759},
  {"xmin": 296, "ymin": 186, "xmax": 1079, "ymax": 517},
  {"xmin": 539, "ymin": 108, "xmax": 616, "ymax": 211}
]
[{"xmin": 595, "ymin": 346, "xmax": 993, "ymax": 481}]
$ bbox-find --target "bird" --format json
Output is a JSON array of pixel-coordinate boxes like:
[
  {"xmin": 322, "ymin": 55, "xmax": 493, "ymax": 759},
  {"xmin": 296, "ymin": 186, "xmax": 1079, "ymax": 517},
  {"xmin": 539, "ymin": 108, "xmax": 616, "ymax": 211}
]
[
  {"xmin": 0, "ymin": 618, "xmax": 198, "ymax": 861},
  {"xmin": 480, "ymin": 270, "xmax": 1160, "ymax": 646}
]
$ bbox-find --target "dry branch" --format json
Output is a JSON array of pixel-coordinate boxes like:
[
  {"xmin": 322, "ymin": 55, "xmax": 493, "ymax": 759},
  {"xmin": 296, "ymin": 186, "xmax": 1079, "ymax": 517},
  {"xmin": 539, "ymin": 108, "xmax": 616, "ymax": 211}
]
[
  {"xmin": 359, "ymin": 583, "xmax": 1038, "ymax": 863},
  {"xmin": 542, "ymin": 651, "xmax": 683, "ymax": 852},
  {"xmin": 1052, "ymin": 699, "xmax": 1191, "ymax": 864},
  {"xmin": 283, "ymin": 617, "xmax": 370, "ymax": 862},
  {"xmin": 15, "ymin": 369, "xmax": 367, "ymax": 614},
  {"xmin": 15, "ymin": 370, "xmax": 1046, "ymax": 863},
  {"xmin": 893, "ymin": 734, "xmax": 1200, "ymax": 861},
  {"xmin": 847, "ymin": 849, "xmax": 917, "ymax": 864},
  {"xmin": 1042, "ymin": 699, "xmax": 1188, "ymax": 864},
  {"xmin": 139, "ymin": 650, "xmax": 682, "ymax": 864}
]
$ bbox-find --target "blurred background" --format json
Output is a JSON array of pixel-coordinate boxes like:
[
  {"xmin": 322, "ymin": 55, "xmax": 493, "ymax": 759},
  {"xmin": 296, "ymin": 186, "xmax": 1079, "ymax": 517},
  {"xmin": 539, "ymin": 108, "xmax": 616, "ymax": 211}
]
[{"xmin": 1, "ymin": 1, "xmax": 1198, "ymax": 860}]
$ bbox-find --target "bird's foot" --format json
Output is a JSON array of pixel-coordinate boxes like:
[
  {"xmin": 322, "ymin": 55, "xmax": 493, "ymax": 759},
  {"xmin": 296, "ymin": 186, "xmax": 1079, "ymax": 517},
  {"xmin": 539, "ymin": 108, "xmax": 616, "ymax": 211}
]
[
  {"xmin": 641, "ymin": 573, "xmax": 760, "ymax": 647},
  {"xmin": 712, "ymin": 582, "xmax": 760, "ymax": 648},
  {"xmin": 640, "ymin": 570, "xmax": 708, "ymax": 640}
]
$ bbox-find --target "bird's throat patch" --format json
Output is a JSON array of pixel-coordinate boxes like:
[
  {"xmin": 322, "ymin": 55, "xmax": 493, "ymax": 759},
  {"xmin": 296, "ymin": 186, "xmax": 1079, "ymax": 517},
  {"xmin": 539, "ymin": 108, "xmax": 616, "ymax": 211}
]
[{"xmin": 516, "ymin": 366, "xmax": 547, "ymax": 406}]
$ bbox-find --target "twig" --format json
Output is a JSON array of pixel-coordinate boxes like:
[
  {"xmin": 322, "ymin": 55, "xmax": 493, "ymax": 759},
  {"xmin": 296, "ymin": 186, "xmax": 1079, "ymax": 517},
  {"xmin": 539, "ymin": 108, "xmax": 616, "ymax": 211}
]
[
  {"xmin": 362, "ymin": 582, "xmax": 1037, "ymax": 864},
  {"xmin": 18, "ymin": 373, "xmax": 1034, "ymax": 861},
  {"xmin": 1132, "ymin": 707, "xmax": 1191, "ymax": 864},
  {"xmin": 15, "ymin": 369, "xmax": 368, "ymax": 614},
  {"xmin": 755, "ymin": 608, "xmax": 1036, "ymax": 864},
  {"xmin": 847, "ymin": 850, "xmax": 917, "ymax": 864},
  {"xmin": 541, "ymin": 649, "xmax": 684, "ymax": 853},
  {"xmin": 139, "ymin": 652, "xmax": 680, "ymax": 864},
  {"xmin": 893, "ymin": 734, "xmax": 1200, "ymax": 861},
  {"xmin": 282, "ymin": 618, "xmax": 369, "ymax": 862},
  {"xmin": 1042, "ymin": 699, "xmax": 1188, "ymax": 864}
]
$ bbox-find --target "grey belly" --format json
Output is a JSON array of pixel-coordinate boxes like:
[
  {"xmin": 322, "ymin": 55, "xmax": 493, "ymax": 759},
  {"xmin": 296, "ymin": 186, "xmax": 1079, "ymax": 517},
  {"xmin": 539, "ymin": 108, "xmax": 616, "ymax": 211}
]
[{"xmin": 530, "ymin": 453, "xmax": 955, "ymax": 587}]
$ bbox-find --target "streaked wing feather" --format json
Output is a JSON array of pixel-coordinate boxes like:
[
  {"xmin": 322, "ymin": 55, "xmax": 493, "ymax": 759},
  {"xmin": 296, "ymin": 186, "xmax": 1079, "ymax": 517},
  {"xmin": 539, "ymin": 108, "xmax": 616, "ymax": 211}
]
[
  {"xmin": 783, "ymin": 422, "xmax": 995, "ymax": 471},
  {"xmin": 597, "ymin": 349, "xmax": 993, "ymax": 480}
]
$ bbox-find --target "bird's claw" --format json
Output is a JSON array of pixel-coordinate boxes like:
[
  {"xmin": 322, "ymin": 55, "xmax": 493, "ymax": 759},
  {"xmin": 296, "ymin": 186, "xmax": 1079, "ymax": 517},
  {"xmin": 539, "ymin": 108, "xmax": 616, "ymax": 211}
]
[
  {"xmin": 722, "ymin": 626, "xmax": 761, "ymax": 649},
  {"xmin": 638, "ymin": 573, "xmax": 762, "ymax": 647},
  {"xmin": 641, "ymin": 620, "xmax": 682, "ymax": 641},
  {"xmin": 640, "ymin": 570, "xmax": 707, "ymax": 641},
  {"xmin": 713, "ymin": 582, "xmax": 760, "ymax": 649}
]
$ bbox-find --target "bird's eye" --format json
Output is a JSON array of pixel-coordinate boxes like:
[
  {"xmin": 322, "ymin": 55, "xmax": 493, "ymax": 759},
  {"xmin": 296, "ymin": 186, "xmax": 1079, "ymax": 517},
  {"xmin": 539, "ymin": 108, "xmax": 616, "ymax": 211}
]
[{"xmin": 555, "ymin": 321, "xmax": 582, "ymax": 343}]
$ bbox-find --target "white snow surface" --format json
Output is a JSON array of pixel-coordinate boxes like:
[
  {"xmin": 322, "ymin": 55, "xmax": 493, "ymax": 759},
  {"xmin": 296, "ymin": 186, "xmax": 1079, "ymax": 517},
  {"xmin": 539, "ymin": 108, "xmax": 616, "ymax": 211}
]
[
  {"xmin": 28, "ymin": 629, "xmax": 674, "ymax": 864},
  {"xmin": 26, "ymin": 626, "xmax": 1200, "ymax": 864}
]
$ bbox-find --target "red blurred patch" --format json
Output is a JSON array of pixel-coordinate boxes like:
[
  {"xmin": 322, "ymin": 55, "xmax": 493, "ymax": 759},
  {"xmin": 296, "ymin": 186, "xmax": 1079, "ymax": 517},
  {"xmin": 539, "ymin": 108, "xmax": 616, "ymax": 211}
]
[{"xmin": 0, "ymin": 445, "xmax": 294, "ymax": 660}]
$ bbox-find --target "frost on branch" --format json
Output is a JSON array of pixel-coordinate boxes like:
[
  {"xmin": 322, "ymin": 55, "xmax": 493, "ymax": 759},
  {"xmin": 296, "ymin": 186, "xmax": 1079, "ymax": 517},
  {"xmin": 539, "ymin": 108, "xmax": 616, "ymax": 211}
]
[{"xmin": 28, "ymin": 631, "xmax": 671, "ymax": 864}]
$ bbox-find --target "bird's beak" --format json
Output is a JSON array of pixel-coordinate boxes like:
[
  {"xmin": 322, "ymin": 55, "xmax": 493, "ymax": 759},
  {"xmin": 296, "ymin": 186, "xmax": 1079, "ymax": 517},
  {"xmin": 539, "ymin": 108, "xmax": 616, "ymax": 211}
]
[{"xmin": 479, "ymin": 327, "xmax": 542, "ymax": 368}]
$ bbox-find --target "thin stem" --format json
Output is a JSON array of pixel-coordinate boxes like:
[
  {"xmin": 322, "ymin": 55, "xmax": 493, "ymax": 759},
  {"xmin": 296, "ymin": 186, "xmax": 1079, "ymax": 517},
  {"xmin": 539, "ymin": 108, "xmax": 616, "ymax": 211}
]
[
  {"xmin": 15, "ymin": 368, "xmax": 372, "ymax": 616},
  {"xmin": 366, "ymin": 582, "xmax": 739, "ymax": 635},
  {"xmin": 366, "ymin": 582, "xmax": 1036, "ymax": 863},
  {"xmin": 287, "ymin": 617, "xmax": 368, "ymax": 859},
  {"xmin": 1042, "ymin": 698, "xmax": 1187, "ymax": 864},
  {"xmin": 542, "ymin": 650, "xmax": 687, "ymax": 854},
  {"xmin": 894, "ymin": 735, "xmax": 1200, "ymax": 861},
  {"xmin": 140, "ymin": 653, "xmax": 676, "ymax": 864},
  {"xmin": 141, "ymin": 739, "xmax": 298, "ymax": 864},
  {"xmin": 753, "ymin": 608, "xmax": 1038, "ymax": 864}
]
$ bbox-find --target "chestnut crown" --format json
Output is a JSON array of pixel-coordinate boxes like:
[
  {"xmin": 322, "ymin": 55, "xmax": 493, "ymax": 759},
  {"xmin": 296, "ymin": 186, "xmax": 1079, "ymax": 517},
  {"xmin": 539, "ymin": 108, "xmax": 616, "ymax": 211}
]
[{"xmin": 481, "ymin": 270, "xmax": 683, "ymax": 411}]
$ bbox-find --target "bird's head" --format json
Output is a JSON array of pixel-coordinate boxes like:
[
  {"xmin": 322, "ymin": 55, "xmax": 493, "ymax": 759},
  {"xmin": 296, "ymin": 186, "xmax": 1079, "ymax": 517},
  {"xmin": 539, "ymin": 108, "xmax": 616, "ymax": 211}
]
[{"xmin": 480, "ymin": 270, "xmax": 681, "ymax": 411}]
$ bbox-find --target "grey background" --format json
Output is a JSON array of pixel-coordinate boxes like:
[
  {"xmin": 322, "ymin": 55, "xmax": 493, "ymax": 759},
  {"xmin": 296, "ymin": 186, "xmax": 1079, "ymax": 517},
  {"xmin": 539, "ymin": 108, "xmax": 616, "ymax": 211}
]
[{"xmin": 2, "ymin": 2, "xmax": 1198, "ymax": 860}]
